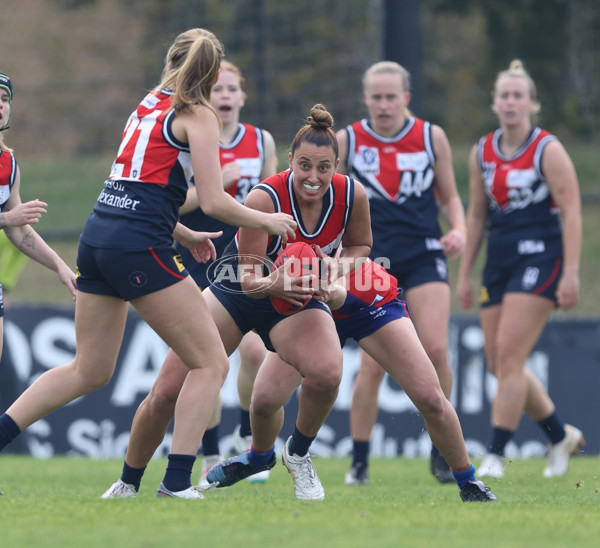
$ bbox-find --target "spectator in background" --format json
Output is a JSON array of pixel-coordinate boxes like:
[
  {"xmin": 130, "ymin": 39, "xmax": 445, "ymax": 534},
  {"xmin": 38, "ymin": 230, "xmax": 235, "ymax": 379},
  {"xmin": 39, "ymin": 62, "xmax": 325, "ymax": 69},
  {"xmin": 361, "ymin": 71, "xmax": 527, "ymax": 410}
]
[
  {"xmin": 177, "ymin": 60, "xmax": 276, "ymax": 485},
  {"xmin": 0, "ymin": 30, "xmax": 296, "ymax": 499},
  {"xmin": 336, "ymin": 61, "xmax": 467, "ymax": 485},
  {"xmin": 456, "ymin": 59, "xmax": 584, "ymax": 478}
]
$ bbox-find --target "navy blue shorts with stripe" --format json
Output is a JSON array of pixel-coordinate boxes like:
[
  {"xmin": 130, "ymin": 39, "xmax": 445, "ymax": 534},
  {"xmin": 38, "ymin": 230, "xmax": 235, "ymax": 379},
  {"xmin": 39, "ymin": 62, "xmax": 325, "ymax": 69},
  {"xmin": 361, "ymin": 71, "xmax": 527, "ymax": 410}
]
[
  {"xmin": 480, "ymin": 253, "xmax": 562, "ymax": 308},
  {"xmin": 335, "ymin": 299, "xmax": 410, "ymax": 347},
  {"xmin": 76, "ymin": 241, "xmax": 189, "ymax": 301}
]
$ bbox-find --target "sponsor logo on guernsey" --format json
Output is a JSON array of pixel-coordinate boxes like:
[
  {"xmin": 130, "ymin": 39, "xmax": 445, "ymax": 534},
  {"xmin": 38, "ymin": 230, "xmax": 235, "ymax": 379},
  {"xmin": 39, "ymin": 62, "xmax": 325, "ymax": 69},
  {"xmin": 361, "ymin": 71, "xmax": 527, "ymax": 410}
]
[
  {"xmin": 396, "ymin": 151, "xmax": 429, "ymax": 171},
  {"xmin": 97, "ymin": 189, "xmax": 141, "ymax": 210},
  {"xmin": 97, "ymin": 181, "xmax": 140, "ymax": 210},
  {"xmin": 141, "ymin": 94, "xmax": 160, "ymax": 109},
  {"xmin": 518, "ymin": 240, "xmax": 545, "ymax": 255},
  {"xmin": 425, "ymin": 238, "xmax": 443, "ymax": 251}
]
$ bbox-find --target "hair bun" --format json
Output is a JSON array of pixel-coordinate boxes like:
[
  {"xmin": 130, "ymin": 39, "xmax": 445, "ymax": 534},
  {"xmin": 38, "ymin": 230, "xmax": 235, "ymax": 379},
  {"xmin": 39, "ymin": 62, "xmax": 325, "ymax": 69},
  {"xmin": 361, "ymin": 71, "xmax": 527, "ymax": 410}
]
[{"xmin": 308, "ymin": 104, "xmax": 333, "ymax": 130}]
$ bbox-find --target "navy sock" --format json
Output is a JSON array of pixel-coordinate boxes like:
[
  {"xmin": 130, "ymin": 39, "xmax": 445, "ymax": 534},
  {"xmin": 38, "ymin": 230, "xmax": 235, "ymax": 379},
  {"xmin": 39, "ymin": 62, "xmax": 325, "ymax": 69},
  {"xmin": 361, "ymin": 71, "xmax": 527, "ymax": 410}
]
[
  {"xmin": 287, "ymin": 426, "xmax": 316, "ymax": 458},
  {"xmin": 162, "ymin": 453, "xmax": 196, "ymax": 492},
  {"xmin": 239, "ymin": 410, "xmax": 252, "ymax": 438},
  {"xmin": 352, "ymin": 440, "xmax": 370, "ymax": 467},
  {"xmin": 249, "ymin": 445, "xmax": 275, "ymax": 467},
  {"xmin": 537, "ymin": 411, "xmax": 566, "ymax": 445},
  {"xmin": 451, "ymin": 463, "xmax": 476, "ymax": 489},
  {"xmin": 121, "ymin": 461, "xmax": 146, "ymax": 492},
  {"xmin": 0, "ymin": 414, "xmax": 21, "ymax": 452},
  {"xmin": 201, "ymin": 425, "xmax": 220, "ymax": 456},
  {"xmin": 487, "ymin": 427, "xmax": 514, "ymax": 456}
]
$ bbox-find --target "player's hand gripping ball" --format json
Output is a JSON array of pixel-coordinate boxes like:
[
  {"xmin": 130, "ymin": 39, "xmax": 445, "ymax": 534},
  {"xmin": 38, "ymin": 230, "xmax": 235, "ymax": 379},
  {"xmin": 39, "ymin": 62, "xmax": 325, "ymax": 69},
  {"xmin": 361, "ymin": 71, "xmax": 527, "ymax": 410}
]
[{"xmin": 270, "ymin": 242, "xmax": 317, "ymax": 315}]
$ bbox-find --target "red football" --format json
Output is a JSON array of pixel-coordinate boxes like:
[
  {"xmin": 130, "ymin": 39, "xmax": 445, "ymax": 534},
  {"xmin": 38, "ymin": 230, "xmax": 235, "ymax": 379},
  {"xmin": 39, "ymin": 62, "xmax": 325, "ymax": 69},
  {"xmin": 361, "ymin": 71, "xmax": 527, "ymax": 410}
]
[{"xmin": 270, "ymin": 242, "xmax": 318, "ymax": 315}]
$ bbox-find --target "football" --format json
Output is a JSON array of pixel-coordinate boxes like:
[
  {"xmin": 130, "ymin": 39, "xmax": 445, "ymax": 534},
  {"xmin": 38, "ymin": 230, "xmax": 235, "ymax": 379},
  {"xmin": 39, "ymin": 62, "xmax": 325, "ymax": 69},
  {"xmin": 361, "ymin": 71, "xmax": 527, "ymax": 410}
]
[{"xmin": 270, "ymin": 242, "xmax": 317, "ymax": 315}]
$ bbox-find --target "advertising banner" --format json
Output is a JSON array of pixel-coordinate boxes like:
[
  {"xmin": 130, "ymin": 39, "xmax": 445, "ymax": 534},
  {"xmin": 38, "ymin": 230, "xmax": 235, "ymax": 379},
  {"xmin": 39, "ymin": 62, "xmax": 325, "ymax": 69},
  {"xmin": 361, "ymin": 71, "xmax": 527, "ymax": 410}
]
[{"xmin": 1, "ymin": 305, "xmax": 598, "ymax": 459}]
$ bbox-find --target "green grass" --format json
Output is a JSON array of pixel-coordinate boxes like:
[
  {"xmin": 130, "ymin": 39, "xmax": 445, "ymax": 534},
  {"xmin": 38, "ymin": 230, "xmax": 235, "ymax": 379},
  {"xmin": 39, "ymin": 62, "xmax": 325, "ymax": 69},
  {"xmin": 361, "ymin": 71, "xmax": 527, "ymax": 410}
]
[{"xmin": 1, "ymin": 456, "xmax": 599, "ymax": 547}]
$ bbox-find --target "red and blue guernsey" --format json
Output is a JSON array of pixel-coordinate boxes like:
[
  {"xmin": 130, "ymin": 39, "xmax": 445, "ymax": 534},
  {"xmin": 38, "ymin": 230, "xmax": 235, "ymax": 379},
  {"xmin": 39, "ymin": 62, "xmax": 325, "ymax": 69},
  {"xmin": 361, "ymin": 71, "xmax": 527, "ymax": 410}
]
[
  {"xmin": 477, "ymin": 127, "xmax": 562, "ymax": 265},
  {"xmin": 0, "ymin": 150, "xmax": 17, "ymax": 211},
  {"xmin": 344, "ymin": 117, "xmax": 441, "ymax": 263},
  {"xmin": 179, "ymin": 123, "xmax": 266, "ymax": 285},
  {"xmin": 80, "ymin": 89, "xmax": 191, "ymax": 250},
  {"xmin": 229, "ymin": 169, "xmax": 355, "ymax": 263}
]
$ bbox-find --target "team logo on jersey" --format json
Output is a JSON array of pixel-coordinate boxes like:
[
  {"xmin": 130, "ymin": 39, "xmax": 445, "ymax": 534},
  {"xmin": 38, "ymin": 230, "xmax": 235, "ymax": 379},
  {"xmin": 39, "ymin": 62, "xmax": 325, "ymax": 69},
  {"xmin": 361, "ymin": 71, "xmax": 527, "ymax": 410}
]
[
  {"xmin": 521, "ymin": 267, "xmax": 540, "ymax": 290},
  {"xmin": 356, "ymin": 146, "xmax": 380, "ymax": 175}
]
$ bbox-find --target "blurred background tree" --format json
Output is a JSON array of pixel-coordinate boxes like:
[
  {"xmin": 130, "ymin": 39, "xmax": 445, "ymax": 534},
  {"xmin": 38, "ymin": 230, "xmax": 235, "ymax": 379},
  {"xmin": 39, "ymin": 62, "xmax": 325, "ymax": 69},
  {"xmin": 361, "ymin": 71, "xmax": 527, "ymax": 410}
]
[{"xmin": 1, "ymin": 0, "xmax": 597, "ymax": 158}]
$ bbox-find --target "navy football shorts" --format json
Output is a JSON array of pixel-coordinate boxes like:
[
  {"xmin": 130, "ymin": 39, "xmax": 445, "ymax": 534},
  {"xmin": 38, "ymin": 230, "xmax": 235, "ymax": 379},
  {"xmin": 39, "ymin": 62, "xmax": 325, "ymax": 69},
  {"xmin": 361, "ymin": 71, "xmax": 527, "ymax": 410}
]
[
  {"xmin": 480, "ymin": 254, "xmax": 562, "ymax": 308},
  {"xmin": 388, "ymin": 250, "xmax": 449, "ymax": 292},
  {"xmin": 76, "ymin": 241, "xmax": 189, "ymax": 301},
  {"xmin": 209, "ymin": 280, "xmax": 330, "ymax": 352},
  {"xmin": 335, "ymin": 298, "xmax": 410, "ymax": 347}
]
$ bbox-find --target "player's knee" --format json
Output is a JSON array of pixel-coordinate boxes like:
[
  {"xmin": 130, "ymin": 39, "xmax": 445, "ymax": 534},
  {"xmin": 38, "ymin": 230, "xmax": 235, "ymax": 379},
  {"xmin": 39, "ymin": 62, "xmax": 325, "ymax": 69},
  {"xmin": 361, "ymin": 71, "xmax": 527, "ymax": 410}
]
[
  {"xmin": 423, "ymin": 342, "xmax": 448, "ymax": 370},
  {"xmin": 414, "ymin": 387, "xmax": 446, "ymax": 419},
  {"xmin": 216, "ymin": 358, "xmax": 229, "ymax": 385},
  {"xmin": 304, "ymin": 358, "xmax": 342, "ymax": 394},
  {"xmin": 240, "ymin": 344, "xmax": 266, "ymax": 371},
  {"xmin": 361, "ymin": 364, "xmax": 385, "ymax": 384},
  {"xmin": 250, "ymin": 390, "xmax": 279, "ymax": 417},
  {"xmin": 81, "ymin": 372, "xmax": 112, "ymax": 393},
  {"xmin": 147, "ymin": 386, "xmax": 179, "ymax": 417}
]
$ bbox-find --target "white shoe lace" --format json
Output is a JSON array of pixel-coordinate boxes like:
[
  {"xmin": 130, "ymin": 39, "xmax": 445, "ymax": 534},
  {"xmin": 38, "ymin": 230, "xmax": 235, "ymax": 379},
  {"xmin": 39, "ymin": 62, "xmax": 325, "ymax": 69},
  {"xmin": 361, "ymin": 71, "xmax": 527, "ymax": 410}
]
[{"xmin": 286, "ymin": 453, "xmax": 323, "ymax": 497}]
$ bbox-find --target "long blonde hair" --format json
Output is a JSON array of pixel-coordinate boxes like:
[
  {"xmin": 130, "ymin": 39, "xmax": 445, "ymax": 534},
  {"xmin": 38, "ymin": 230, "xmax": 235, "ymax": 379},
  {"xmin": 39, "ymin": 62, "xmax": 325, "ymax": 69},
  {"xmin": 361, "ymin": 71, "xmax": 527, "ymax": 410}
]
[{"xmin": 157, "ymin": 28, "xmax": 224, "ymax": 117}]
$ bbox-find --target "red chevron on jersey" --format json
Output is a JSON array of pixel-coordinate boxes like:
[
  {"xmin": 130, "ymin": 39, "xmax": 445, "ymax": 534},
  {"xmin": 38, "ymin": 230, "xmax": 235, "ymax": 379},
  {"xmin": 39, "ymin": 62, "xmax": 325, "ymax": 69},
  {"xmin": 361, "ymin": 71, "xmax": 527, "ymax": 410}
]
[
  {"xmin": 249, "ymin": 170, "xmax": 354, "ymax": 261},
  {"xmin": 478, "ymin": 127, "xmax": 558, "ymax": 213},
  {"xmin": 109, "ymin": 89, "xmax": 190, "ymax": 187},
  {"xmin": 347, "ymin": 117, "xmax": 435, "ymax": 203},
  {"xmin": 0, "ymin": 150, "xmax": 17, "ymax": 211},
  {"xmin": 220, "ymin": 123, "xmax": 264, "ymax": 201}
]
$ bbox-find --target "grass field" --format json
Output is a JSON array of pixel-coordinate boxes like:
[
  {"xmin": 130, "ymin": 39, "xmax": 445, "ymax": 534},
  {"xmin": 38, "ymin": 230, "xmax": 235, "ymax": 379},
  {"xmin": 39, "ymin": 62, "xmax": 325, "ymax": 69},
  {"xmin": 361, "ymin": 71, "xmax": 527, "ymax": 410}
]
[{"xmin": 0, "ymin": 455, "xmax": 599, "ymax": 547}]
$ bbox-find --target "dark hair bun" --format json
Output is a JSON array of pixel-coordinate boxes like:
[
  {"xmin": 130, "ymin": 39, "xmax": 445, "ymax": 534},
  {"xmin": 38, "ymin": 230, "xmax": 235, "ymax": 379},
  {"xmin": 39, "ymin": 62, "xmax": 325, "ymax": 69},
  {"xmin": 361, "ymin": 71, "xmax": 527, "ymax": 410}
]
[{"xmin": 307, "ymin": 104, "xmax": 333, "ymax": 130}]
